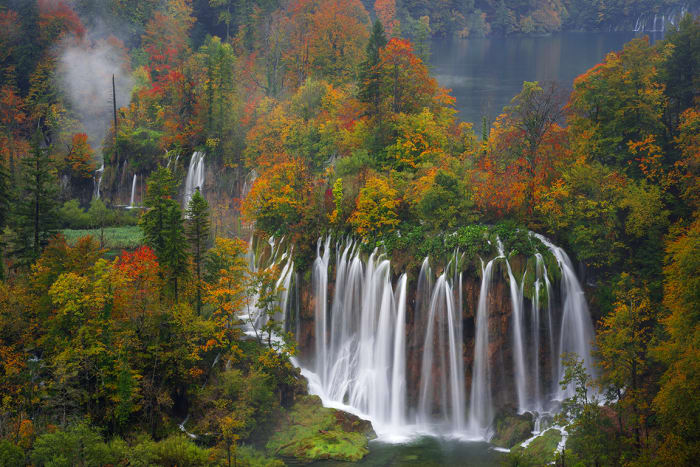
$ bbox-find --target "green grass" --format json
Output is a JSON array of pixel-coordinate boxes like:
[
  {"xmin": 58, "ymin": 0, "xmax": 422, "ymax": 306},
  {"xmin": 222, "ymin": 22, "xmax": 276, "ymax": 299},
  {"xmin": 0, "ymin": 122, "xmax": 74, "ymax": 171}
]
[{"xmin": 61, "ymin": 226, "xmax": 144, "ymax": 252}]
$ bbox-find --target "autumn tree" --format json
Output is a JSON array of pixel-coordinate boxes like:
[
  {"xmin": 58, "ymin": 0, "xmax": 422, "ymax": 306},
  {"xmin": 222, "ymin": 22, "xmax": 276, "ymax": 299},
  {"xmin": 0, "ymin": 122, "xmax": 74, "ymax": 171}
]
[
  {"xmin": 349, "ymin": 174, "xmax": 400, "ymax": 238},
  {"xmin": 653, "ymin": 216, "xmax": 700, "ymax": 463},
  {"xmin": 597, "ymin": 273, "xmax": 656, "ymax": 454}
]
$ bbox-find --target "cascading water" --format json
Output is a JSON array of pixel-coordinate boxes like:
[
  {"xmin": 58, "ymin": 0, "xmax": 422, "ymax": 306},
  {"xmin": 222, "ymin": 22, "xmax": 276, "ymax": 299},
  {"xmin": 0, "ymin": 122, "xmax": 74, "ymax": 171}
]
[
  {"xmin": 417, "ymin": 272, "xmax": 466, "ymax": 433},
  {"xmin": 287, "ymin": 234, "xmax": 596, "ymax": 442},
  {"xmin": 499, "ymin": 240, "xmax": 528, "ymax": 413},
  {"xmin": 534, "ymin": 234, "xmax": 596, "ymax": 400},
  {"xmin": 183, "ymin": 151, "xmax": 205, "ymax": 207},
  {"xmin": 466, "ymin": 258, "xmax": 496, "ymax": 438},
  {"xmin": 128, "ymin": 174, "xmax": 137, "ymax": 208},
  {"xmin": 93, "ymin": 163, "xmax": 104, "ymax": 200}
]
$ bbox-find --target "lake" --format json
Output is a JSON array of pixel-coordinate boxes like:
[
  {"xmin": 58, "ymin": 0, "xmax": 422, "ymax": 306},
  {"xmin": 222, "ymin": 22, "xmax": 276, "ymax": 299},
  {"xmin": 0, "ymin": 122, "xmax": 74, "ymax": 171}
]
[{"xmin": 429, "ymin": 31, "xmax": 665, "ymax": 127}]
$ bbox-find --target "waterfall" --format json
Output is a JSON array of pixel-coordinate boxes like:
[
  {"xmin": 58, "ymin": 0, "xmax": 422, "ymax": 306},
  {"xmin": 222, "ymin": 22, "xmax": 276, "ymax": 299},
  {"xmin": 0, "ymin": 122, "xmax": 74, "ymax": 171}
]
[
  {"xmin": 128, "ymin": 174, "xmax": 137, "ymax": 208},
  {"xmin": 633, "ymin": 4, "xmax": 691, "ymax": 32},
  {"xmin": 296, "ymin": 234, "xmax": 595, "ymax": 442},
  {"xmin": 306, "ymin": 240, "xmax": 411, "ymax": 439},
  {"xmin": 183, "ymin": 151, "xmax": 205, "ymax": 207},
  {"xmin": 534, "ymin": 234, "xmax": 596, "ymax": 400},
  {"xmin": 499, "ymin": 240, "xmax": 528, "ymax": 412},
  {"xmin": 416, "ymin": 273, "xmax": 465, "ymax": 433},
  {"xmin": 93, "ymin": 163, "xmax": 104, "ymax": 200},
  {"xmin": 466, "ymin": 258, "xmax": 496, "ymax": 438}
]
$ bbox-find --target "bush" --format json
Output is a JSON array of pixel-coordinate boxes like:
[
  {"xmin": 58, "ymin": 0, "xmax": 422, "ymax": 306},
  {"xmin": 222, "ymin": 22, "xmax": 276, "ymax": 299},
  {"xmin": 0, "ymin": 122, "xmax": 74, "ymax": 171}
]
[
  {"xmin": 59, "ymin": 199, "xmax": 91, "ymax": 229},
  {"xmin": 0, "ymin": 440, "xmax": 25, "ymax": 466},
  {"xmin": 30, "ymin": 422, "xmax": 126, "ymax": 466}
]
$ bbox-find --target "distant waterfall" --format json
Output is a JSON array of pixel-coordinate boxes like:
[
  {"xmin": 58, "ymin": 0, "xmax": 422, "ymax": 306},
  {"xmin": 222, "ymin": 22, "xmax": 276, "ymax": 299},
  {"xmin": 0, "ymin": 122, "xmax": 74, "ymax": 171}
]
[
  {"xmin": 633, "ymin": 4, "xmax": 690, "ymax": 32},
  {"xmin": 183, "ymin": 151, "xmax": 205, "ymax": 207},
  {"xmin": 93, "ymin": 163, "xmax": 104, "ymax": 200},
  {"xmin": 128, "ymin": 174, "xmax": 137, "ymax": 208}
]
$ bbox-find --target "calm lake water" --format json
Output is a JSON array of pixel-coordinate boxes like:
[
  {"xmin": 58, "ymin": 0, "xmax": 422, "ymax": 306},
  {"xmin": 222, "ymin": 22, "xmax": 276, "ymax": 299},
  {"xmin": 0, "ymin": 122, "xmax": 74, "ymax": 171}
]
[
  {"xmin": 311, "ymin": 437, "xmax": 504, "ymax": 466},
  {"xmin": 429, "ymin": 31, "xmax": 665, "ymax": 126}
]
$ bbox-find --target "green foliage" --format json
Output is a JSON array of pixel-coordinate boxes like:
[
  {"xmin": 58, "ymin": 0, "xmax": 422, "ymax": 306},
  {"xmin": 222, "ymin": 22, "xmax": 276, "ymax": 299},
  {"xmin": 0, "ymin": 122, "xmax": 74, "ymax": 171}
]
[
  {"xmin": 0, "ymin": 440, "xmax": 24, "ymax": 467},
  {"xmin": 507, "ymin": 428, "xmax": 562, "ymax": 466},
  {"xmin": 58, "ymin": 199, "xmax": 91, "ymax": 229},
  {"xmin": 30, "ymin": 422, "xmax": 125, "ymax": 467}
]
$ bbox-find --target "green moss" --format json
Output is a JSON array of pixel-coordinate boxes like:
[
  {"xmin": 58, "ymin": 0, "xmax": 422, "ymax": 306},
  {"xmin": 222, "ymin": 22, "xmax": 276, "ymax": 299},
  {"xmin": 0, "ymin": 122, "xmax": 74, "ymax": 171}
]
[
  {"xmin": 510, "ymin": 428, "xmax": 562, "ymax": 465},
  {"xmin": 266, "ymin": 395, "xmax": 374, "ymax": 463}
]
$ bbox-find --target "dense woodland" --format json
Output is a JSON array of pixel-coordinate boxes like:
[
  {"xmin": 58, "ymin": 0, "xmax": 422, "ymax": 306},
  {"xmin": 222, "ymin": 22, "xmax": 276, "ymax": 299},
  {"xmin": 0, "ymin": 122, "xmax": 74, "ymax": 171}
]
[{"xmin": 0, "ymin": 0, "xmax": 699, "ymax": 466}]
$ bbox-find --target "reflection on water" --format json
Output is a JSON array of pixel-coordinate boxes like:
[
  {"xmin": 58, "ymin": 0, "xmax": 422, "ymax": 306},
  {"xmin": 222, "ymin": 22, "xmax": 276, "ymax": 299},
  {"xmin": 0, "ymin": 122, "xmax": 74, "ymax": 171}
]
[
  {"xmin": 310, "ymin": 437, "xmax": 504, "ymax": 466},
  {"xmin": 429, "ymin": 31, "xmax": 665, "ymax": 126}
]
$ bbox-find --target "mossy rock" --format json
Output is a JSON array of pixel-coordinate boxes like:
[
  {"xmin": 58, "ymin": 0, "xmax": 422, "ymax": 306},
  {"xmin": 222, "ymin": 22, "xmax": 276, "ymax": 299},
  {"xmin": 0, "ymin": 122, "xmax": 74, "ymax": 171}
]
[
  {"xmin": 266, "ymin": 395, "xmax": 375, "ymax": 463},
  {"xmin": 490, "ymin": 409, "xmax": 534, "ymax": 448},
  {"xmin": 510, "ymin": 428, "xmax": 562, "ymax": 465}
]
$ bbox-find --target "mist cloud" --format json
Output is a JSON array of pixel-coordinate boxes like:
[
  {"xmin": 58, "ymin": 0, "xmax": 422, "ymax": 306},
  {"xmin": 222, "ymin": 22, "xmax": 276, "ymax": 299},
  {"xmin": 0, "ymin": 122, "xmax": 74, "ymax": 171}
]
[{"xmin": 57, "ymin": 35, "xmax": 134, "ymax": 162}]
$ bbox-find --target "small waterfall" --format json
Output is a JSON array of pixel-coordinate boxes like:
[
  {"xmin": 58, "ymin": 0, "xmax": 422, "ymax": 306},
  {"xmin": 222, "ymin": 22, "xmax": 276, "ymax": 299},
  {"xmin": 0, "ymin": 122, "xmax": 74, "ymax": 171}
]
[
  {"xmin": 128, "ymin": 174, "xmax": 137, "ymax": 208},
  {"xmin": 534, "ymin": 234, "xmax": 596, "ymax": 400},
  {"xmin": 467, "ymin": 258, "xmax": 496, "ymax": 438},
  {"xmin": 93, "ymin": 163, "xmax": 104, "ymax": 200},
  {"xmin": 633, "ymin": 4, "xmax": 690, "ymax": 32},
  {"xmin": 183, "ymin": 151, "xmax": 205, "ymax": 207}
]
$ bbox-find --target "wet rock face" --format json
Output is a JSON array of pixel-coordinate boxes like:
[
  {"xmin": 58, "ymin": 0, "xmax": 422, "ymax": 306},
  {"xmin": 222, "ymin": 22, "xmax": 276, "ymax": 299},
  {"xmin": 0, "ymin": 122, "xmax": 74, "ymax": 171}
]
[{"xmin": 490, "ymin": 406, "xmax": 535, "ymax": 448}]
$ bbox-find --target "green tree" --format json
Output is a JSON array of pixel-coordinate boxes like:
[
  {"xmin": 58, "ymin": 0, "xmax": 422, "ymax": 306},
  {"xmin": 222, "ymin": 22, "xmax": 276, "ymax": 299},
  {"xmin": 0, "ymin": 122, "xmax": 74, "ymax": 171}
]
[
  {"xmin": 10, "ymin": 130, "xmax": 59, "ymax": 268},
  {"xmin": 163, "ymin": 203, "xmax": 188, "ymax": 302},
  {"xmin": 87, "ymin": 198, "xmax": 110, "ymax": 247},
  {"xmin": 185, "ymin": 188, "xmax": 210, "ymax": 315},
  {"xmin": 358, "ymin": 20, "xmax": 388, "ymax": 119},
  {"xmin": 209, "ymin": 0, "xmax": 235, "ymax": 41},
  {"xmin": 141, "ymin": 167, "xmax": 188, "ymax": 301},
  {"xmin": 141, "ymin": 167, "xmax": 177, "ymax": 259},
  {"xmin": 557, "ymin": 354, "xmax": 614, "ymax": 466}
]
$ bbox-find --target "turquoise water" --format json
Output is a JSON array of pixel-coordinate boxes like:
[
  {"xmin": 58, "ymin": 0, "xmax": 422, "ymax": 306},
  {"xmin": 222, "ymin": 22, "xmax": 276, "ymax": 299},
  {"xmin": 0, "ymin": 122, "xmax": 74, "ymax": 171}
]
[{"xmin": 311, "ymin": 437, "xmax": 505, "ymax": 466}]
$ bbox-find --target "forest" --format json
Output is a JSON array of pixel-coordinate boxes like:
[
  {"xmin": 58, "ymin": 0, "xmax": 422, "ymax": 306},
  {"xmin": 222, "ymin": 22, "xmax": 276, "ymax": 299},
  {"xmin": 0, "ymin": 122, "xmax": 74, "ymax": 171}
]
[{"xmin": 0, "ymin": 0, "xmax": 698, "ymax": 466}]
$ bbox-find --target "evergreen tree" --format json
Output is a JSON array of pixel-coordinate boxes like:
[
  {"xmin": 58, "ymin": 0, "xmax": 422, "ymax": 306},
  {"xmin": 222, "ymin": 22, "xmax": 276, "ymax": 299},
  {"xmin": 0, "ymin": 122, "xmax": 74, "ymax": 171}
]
[
  {"xmin": 141, "ymin": 167, "xmax": 178, "ymax": 258},
  {"xmin": 0, "ymin": 160, "xmax": 9, "ymax": 279},
  {"xmin": 163, "ymin": 203, "xmax": 188, "ymax": 302},
  {"xmin": 358, "ymin": 20, "xmax": 388, "ymax": 118},
  {"xmin": 141, "ymin": 167, "xmax": 189, "ymax": 301},
  {"xmin": 10, "ymin": 129, "xmax": 59, "ymax": 268},
  {"xmin": 185, "ymin": 188, "xmax": 210, "ymax": 314}
]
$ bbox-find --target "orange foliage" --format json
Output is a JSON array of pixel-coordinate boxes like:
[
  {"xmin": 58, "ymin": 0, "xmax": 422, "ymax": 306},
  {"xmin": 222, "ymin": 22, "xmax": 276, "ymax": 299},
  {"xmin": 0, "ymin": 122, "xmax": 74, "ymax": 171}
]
[
  {"xmin": 374, "ymin": 0, "xmax": 399, "ymax": 34},
  {"xmin": 65, "ymin": 133, "xmax": 96, "ymax": 178}
]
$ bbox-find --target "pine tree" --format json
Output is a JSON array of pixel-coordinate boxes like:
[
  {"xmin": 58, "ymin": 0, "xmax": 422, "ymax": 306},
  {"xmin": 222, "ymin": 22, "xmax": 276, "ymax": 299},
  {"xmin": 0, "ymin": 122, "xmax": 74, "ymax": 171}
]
[
  {"xmin": 10, "ymin": 129, "xmax": 59, "ymax": 268},
  {"xmin": 185, "ymin": 188, "xmax": 210, "ymax": 314},
  {"xmin": 0, "ymin": 159, "xmax": 9, "ymax": 279},
  {"xmin": 141, "ymin": 167, "xmax": 189, "ymax": 301},
  {"xmin": 359, "ymin": 20, "xmax": 388, "ymax": 118},
  {"xmin": 141, "ymin": 167, "xmax": 177, "ymax": 258},
  {"xmin": 163, "ymin": 203, "xmax": 188, "ymax": 302}
]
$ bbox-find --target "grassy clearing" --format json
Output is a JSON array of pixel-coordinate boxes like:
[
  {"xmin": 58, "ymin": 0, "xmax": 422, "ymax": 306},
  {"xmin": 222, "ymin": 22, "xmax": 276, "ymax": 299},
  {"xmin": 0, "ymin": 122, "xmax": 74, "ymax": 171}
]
[{"xmin": 61, "ymin": 226, "xmax": 144, "ymax": 252}]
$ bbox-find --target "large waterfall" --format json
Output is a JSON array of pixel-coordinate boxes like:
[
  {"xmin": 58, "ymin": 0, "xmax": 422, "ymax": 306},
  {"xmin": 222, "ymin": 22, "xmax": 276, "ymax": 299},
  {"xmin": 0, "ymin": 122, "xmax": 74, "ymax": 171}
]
[
  {"xmin": 262, "ymin": 233, "xmax": 596, "ymax": 442},
  {"xmin": 183, "ymin": 151, "xmax": 205, "ymax": 207},
  {"xmin": 128, "ymin": 174, "xmax": 138, "ymax": 208}
]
